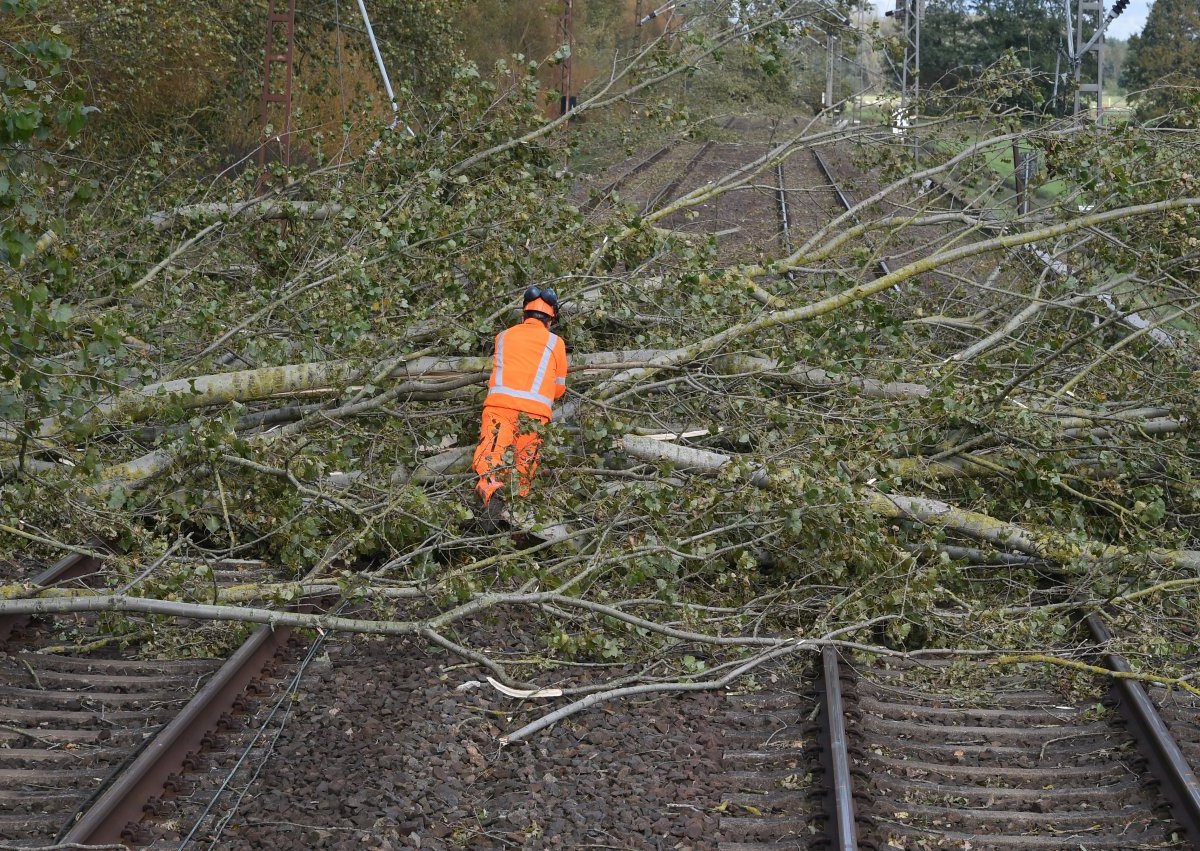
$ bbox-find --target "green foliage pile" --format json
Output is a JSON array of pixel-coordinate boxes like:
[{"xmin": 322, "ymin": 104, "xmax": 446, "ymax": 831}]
[
  {"xmin": 0, "ymin": 2, "xmax": 1196, "ymax": 685},
  {"xmin": 0, "ymin": 0, "xmax": 96, "ymax": 431}
]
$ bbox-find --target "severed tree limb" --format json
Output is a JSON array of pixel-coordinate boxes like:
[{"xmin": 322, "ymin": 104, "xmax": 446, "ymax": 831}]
[
  {"xmin": 584, "ymin": 198, "xmax": 1200, "ymax": 406},
  {"xmin": 713, "ymin": 353, "xmax": 931, "ymax": 400},
  {"xmin": 1052, "ymin": 301, "xmax": 1198, "ymax": 399},
  {"xmin": 620, "ymin": 435, "xmax": 1200, "ymax": 573},
  {"xmin": 991, "ymin": 654, "xmax": 1200, "ymax": 699},
  {"xmin": 500, "ymin": 614, "xmax": 902, "ymax": 744},
  {"xmin": 500, "ymin": 643, "xmax": 806, "ymax": 744},
  {"xmin": 6, "ymin": 349, "xmax": 672, "ymax": 445},
  {"xmin": 946, "ymin": 271, "xmax": 1133, "ymax": 364},
  {"xmin": 796, "ymin": 126, "xmax": 1086, "ymax": 259},
  {"xmin": 0, "ymin": 580, "xmax": 421, "ymax": 604},
  {"xmin": 146, "ymin": 200, "xmax": 344, "ymax": 231}
]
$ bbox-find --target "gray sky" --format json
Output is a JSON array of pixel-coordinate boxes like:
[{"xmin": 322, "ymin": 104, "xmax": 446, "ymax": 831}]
[{"xmin": 1104, "ymin": 0, "xmax": 1150, "ymax": 39}]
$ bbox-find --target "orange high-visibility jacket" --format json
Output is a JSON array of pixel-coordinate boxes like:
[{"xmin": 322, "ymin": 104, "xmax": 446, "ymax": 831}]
[{"xmin": 484, "ymin": 318, "xmax": 568, "ymax": 420}]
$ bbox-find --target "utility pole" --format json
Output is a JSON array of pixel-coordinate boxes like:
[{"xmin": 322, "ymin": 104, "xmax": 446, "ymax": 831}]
[
  {"xmin": 1072, "ymin": 0, "xmax": 1105, "ymax": 119},
  {"xmin": 825, "ymin": 29, "xmax": 835, "ymax": 112},
  {"xmin": 1012, "ymin": 142, "xmax": 1037, "ymax": 215},
  {"xmin": 557, "ymin": 0, "xmax": 575, "ymax": 117},
  {"xmin": 854, "ymin": 1, "xmax": 868, "ymax": 124}
]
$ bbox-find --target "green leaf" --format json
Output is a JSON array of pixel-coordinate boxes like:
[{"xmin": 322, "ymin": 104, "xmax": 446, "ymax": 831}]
[{"xmin": 107, "ymin": 485, "xmax": 127, "ymax": 510}]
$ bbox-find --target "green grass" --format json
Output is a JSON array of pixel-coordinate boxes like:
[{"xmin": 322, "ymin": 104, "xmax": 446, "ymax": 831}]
[{"xmin": 928, "ymin": 129, "xmax": 1073, "ymax": 208}]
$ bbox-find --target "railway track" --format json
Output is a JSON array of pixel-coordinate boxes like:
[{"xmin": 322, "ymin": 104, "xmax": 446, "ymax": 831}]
[
  {"xmin": 0, "ymin": 551, "xmax": 307, "ymax": 848},
  {"xmin": 812, "ymin": 147, "xmax": 893, "ymax": 278},
  {"xmin": 583, "ymin": 116, "xmax": 844, "ymax": 269},
  {"xmin": 832, "ymin": 634, "xmax": 1199, "ymax": 849},
  {"xmin": 2, "ymin": 545, "xmax": 1197, "ymax": 849},
  {"xmin": 3, "ymin": 122, "xmax": 1196, "ymax": 848},
  {"xmin": 580, "ymin": 117, "xmax": 735, "ymax": 216}
]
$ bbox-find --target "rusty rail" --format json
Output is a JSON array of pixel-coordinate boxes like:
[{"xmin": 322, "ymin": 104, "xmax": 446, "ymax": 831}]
[
  {"xmin": 818, "ymin": 646, "xmax": 859, "ymax": 850},
  {"xmin": 776, "ymin": 161, "xmax": 793, "ymax": 253},
  {"xmin": 581, "ymin": 145, "xmax": 674, "ymax": 213},
  {"xmin": 59, "ymin": 623, "xmax": 294, "ymax": 846},
  {"xmin": 1087, "ymin": 612, "xmax": 1200, "ymax": 844},
  {"xmin": 811, "ymin": 149, "xmax": 892, "ymax": 278},
  {"xmin": 642, "ymin": 140, "xmax": 715, "ymax": 215},
  {"xmin": 0, "ymin": 548, "xmax": 105, "ymax": 647}
]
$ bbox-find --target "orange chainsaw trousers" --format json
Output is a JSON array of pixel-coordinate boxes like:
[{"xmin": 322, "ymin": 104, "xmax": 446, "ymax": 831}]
[{"xmin": 472, "ymin": 406, "xmax": 547, "ymax": 506}]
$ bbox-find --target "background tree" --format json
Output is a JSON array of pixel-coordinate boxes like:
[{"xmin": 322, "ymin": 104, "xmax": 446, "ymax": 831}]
[
  {"xmin": 917, "ymin": 0, "xmax": 1062, "ymax": 110},
  {"xmin": 50, "ymin": 0, "xmax": 467, "ymax": 153},
  {"xmin": 1103, "ymin": 37, "xmax": 1128, "ymax": 94},
  {"xmin": 1125, "ymin": 0, "xmax": 1200, "ymax": 124},
  {"xmin": 0, "ymin": 0, "xmax": 96, "ymax": 445}
]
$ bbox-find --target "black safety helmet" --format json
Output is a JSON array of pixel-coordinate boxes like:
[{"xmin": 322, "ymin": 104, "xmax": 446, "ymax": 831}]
[
  {"xmin": 523, "ymin": 286, "xmax": 559, "ymax": 311},
  {"xmin": 522, "ymin": 286, "xmax": 559, "ymax": 322}
]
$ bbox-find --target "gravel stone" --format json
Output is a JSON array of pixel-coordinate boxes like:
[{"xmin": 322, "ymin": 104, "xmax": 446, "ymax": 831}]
[{"xmin": 211, "ymin": 633, "xmax": 744, "ymax": 849}]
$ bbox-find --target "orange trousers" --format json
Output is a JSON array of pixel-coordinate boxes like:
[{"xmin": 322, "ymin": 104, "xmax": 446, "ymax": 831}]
[{"xmin": 472, "ymin": 406, "xmax": 547, "ymax": 506}]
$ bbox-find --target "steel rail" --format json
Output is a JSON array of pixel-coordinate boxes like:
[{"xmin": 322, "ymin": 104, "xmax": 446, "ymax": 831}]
[
  {"xmin": 59, "ymin": 622, "xmax": 294, "ymax": 846},
  {"xmin": 0, "ymin": 548, "xmax": 106, "ymax": 646},
  {"xmin": 818, "ymin": 645, "xmax": 860, "ymax": 850},
  {"xmin": 1086, "ymin": 612, "xmax": 1200, "ymax": 843},
  {"xmin": 585, "ymin": 116, "xmax": 734, "ymax": 216},
  {"xmin": 811, "ymin": 149, "xmax": 892, "ymax": 277},
  {"xmin": 642, "ymin": 140, "xmax": 714, "ymax": 215},
  {"xmin": 581, "ymin": 144, "xmax": 675, "ymax": 213}
]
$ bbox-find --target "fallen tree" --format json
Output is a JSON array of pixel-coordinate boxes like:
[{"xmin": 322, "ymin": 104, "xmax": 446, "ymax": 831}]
[{"xmin": 2, "ymin": 1, "xmax": 1198, "ymax": 739}]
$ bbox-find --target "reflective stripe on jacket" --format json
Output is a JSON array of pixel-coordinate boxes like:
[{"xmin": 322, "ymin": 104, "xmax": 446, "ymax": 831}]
[{"xmin": 484, "ymin": 318, "xmax": 568, "ymax": 419}]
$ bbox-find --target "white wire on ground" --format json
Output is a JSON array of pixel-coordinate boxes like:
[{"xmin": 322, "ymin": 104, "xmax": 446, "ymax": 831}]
[{"xmin": 178, "ymin": 627, "xmax": 334, "ymax": 849}]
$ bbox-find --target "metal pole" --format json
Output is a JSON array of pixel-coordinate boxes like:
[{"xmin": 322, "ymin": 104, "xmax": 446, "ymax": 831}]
[
  {"xmin": 826, "ymin": 30, "xmax": 835, "ymax": 112},
  {"xmin": 855, "ymin": 1, "xmax": 867, "ymax": 124},
  {"xmin": 355, "ymin": 0, "xmax": 415, "ymax": 136},
  {"xmin": 1076, "ymin": 0, "xmax": 1086, "ymax": 116},
  {"xmin": 1013, "ymin": 142, "xmax": 1024, "ymax": 214},
  {"xmin": 913, "ymin": 0, "xmax": 921, "ymax": 109},
  {"xmin": 1072, "ymin": 0, "xmax": 1104, "ymax": 118},
  {"xmin": 1052, "ymin": 50, "xmax": 1061, "ymax": 114}
]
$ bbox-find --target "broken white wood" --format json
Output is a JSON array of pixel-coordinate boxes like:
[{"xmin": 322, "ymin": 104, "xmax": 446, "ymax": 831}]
[
  {"xmin": 1026, "ymin": 246, "xmax": 1175, "ymax": 347},
  {"xmin": 486, "ymin": 676, "xmax": 563, "ymax": 699}
]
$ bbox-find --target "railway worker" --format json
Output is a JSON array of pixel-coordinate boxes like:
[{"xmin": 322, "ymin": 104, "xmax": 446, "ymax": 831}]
[{"xmin": 472, "ymin": 286, "xmax": 568, "ymax": 522}]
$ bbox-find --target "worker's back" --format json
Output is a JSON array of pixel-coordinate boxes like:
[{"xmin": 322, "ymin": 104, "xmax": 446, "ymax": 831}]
[{"xmin": 485, "ymin": 317, "xmax": 567, "ymax": 419}]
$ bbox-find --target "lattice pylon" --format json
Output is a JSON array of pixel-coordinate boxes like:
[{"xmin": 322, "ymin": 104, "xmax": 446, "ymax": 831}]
[
  {"xmin": 256, "ymin": 0, "xmax": 297, "ymax": 204},
  {"xmin": 1072, "ymin": 0, "xmax": 1105, "ymax": 120},
  {"xmin": 895, "ymin": 0, "xmax": 921, "ymax": 128}
]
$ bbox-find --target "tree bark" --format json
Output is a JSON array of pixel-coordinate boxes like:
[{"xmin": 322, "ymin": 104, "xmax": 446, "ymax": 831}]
[
  {"xmin": 146, "ymin": 200, "xmax": 344, "ymax": 231},
  {"xmin": 621, "ymin": 435, "xmax": 1200, "ymax": 573}
]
